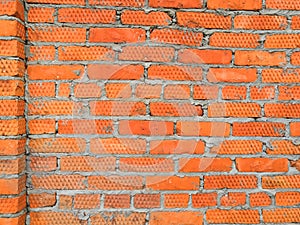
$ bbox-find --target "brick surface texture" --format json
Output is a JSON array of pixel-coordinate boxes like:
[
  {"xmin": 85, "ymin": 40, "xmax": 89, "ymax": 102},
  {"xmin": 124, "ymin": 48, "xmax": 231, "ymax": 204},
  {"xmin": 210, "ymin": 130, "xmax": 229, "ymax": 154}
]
[{"xmin": 0, "ymin": 0, "xmax": 299, "ymax": 224}]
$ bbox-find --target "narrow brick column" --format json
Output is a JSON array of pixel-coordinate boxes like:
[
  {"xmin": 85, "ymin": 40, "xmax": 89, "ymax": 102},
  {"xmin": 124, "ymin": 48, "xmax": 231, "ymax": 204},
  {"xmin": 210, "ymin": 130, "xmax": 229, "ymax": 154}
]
[{"xmin": 0, "ymin": 0, "xmax": 26, "ymax": 224}]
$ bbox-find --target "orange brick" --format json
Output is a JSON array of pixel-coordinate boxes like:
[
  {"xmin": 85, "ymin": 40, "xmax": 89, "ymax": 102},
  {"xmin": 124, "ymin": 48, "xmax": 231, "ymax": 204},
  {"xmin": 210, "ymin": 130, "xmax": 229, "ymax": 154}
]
[
  {"xmin": 28, "ymin": 82, "xmax": 55, "ymax": 97},
  {"xmin": 28, "ymin": 119, "xmax": 55, "ymax": 135},
  {"xmin": 134, "ymin": 194, "xmax": 160, "ymax": 208},
  {"xmin": 291, "ymin": 52, "xmax": 300, "ymax": 65},
  {"xmin": 28, "ymin": 26, "xmax": 86, "ymax": 43},
  {"xmin": 0, "ymin": 40, "xmax": 24, "ymax": 59},
  {"xmin": 208, "ymin": 0, "xmax": 262, "ymax": 10},
  {"xmin": 150, "ymin": 0, "xmax": 202, "ymax": 8},
  {"xmin": 265, "ymin": 34, "xmax": 300, "ymax": 48},
  {"xmin": 58, "ymin": 120, "xmax": 113, "ymax": 134},
  {"xmin": 0, "ymin": 139, "xmax": 25, "ymax": 156},
  {"xmin": 234, "ymin": 15, "xmax": 287, "ymax": 30},
  {"xmin": 150, "ymin": 29, "xmax": 203, "ymax": 46},
  {"xmin": 146, "ymin": 176, "xmax": 199, "ymax": 190},
  {"xmin": 28, "ymin": 7, "xmax": 55, "ymax": 23},
  {"xmin": 262, "ymin": 69, "xmax": 300, "ymax": 83},
  {"xmin": 104, "ymin": 194, "xmax": 130, "ymax": 208},
  {"xmin": 210, "ymin": 33, "xmax": 260, "ymax": 48},
  {"xmin": 266, "ymin": 0, "xmax": 300, "ymax": 10},
  {"xmin": 262, "ymin": 175, "xmax": 300, "ymax": 189},
  {"xmin": 0, "ymin": 194, "xmax": 26, "ymax": 213},
  {"xmin": 204, "ymin": 175, "xmax": 257, "ymax": 189},
  {"xmin": 291, "ymin": 122, "xmax": 300, "ymax": 136},
  {"xmin": 164, "ymin": 194, "xmax": 189, "ymax": 208},
  {"xmin": 28, "ymin": 65, "xmax": 84, "ymax": 80},
  {"xmin": 29, "ymin": 138, "xmax": 86, "ymax": 153},
  {"xmin": 150, "ymin": 139, "xmax": 205, "ymax": 154},
  {"xmin": 250, "ymin": 86, "xmax": 275, "ymax": 100},
  {"xmin": 105, "ymin": 83, "xmax": 131, "ymax": 98},
  {"xmin": 266, "ymin": 140, "xmax": 300, "ymax": 155},
  {"xmin": 74, "ymin": 194, "xmax": 100, "ymax": 209},
  {"xmin": 30, "ymin": 156, "xmax": 57, "ymax": 172},
  {"xmin": 121, "ymin": 10, "xmax": 171, "ymax": 26},
  {"xmin": 221, "ymin": 193, "xmax": 246, "ymax": 207},
  {"xmin": 58, "ymin": 8, "xmax": 115, "ymax": 24},
  {"xmin": 263, "ymin": 208, "xmax": 300, "ymax": 223},
  {"xmin": 210, "ymin": 140, "xmax": 263, "ymax": 155},
  {"xmin": 88, "ymin": 64, "xmax": 144, "ymax": 80},
  {"xmin": 292, "ymin": 16, "xmax": 300, "ymax": 29},
  {"xmin": 0, "ymin": 157, "xmax": 25, "ymax": 175},
  {"xmin": 0, "ymin": 20, "xmax": 24, "ymax": 39},
  {"xmin": 149, "ymin": 212, "xmax": 203, "ymax": 225},
  {"xmin": 207, "ymin": 209, "xmax": 259, "ymax": 224},
  {"xmin": 31, "ymin": 174, "xmax": 86, "ymax": 190},
  {"xmin": 177, "ymin": 121, "xmax": 230, "ymax": 137},
  {"xmin": 279, "ymin": 84, "xmax": 299, "ymax": 99},
  {"xmin": 235, "ymin": 50, "xmax": 286, "ymax": 66},
  {"xmin": 0, "ymin": 100, "xmax": 24, "ymax": 116},
  {"xmin": 28, "ymin": 46, "xmax": 55, "ymax": 61},
  {"xmin": 0, "ymin": 80, "xmax": 24, "ymax": 96},
  {"xmin": 59, "ymin": 46, "xmax": 114, "ymax": 61},
  {"xmin": 233, "ymin": 122, "xmax": 285, "ymax": 137},
  {"xmin": 222, "ymin": 86, "xmax": 247, "ymax": 100},
  {"xmin": 59, "ymin": 195, "xmax": 72, "ymax": 210},
  {"xmin": 236, "ymin": 158, "xmax": 288, "ymax": 172},
  {"xmin": 194, "ymin": 85, "xmax": 219, "ymax": 100},
  {"xmin": 250, "ymin": 192, "xmax": 272, "ymax": 207},
  {"xmin": 136, "ymin": 84, "xmax": 161, "ymax": 99},
  {"xmin": 0, "ymin": 59, "xmax": 24, "ymax": 77},
  {"xmin": 119, "ymin": 120, "xmax": 174, "ymax": 136},
  {"xmin": 178, "ymin": 49, "xmax": 232, "ymax": 64},
  {"xmin": 88, "ymin": 175, "xmax": 143, "ymax": 190},
  {"xmin": 0, "ymin": 119, "xmax": 26, "ymax": 136},
  {"xmin": 179, "ymin": 158, "xmax": 232, "ymax": 172},
  {"xmin": 177, "ymin": 12, "xmax": 231, "ymax": 29},
  {"xmin": 0, "ymin": 0, "xmax": 24, "ymax": 20},
  {"xmin": 30, "ymin": 212, "xmax": 83, "ymax": 225},
  {"xmin": 164, "ymin": 84, "xmax": 190, "ymax": 99},
  {"xmin": 0, "ymin": 216, "xmax": 26, "ymax": 225},
  {"xmin": 90, "ymin": 0, "xmax": 144, "ymax": 7},
  {"xmin": 207, "ymin": 68, "xmax": 257, "ymax": 83},
  {"xmin": 90, "ymin": 138, "xmax": 146, "ymax": 155},
  {"xmin": 119, "ymin": 158, "xmax": 174, "ymax": 172},
  {"xmin": 265, "ymin": 103, "xmax": 300, "ymax": 118},
  {"xmin": 148, "ymin": 65, "xmax": 202, "ymax": 81},
  {"xmin": 74, "ymin": 83, "xmax": 101, "ymax": 98},
  {"xmin": 150, "ymin": 102, "xmax": 202, "ymax": 117},
  {"xmin": 0, "ymin": 176, "xmax": 25, "ymax": 194},
  {"xmin": 208, "ymin": 102, "xmax": 261, "ymax": 118},
  {"xmin": 276, "ymin": 192, "xmax": 300, "ymax": 206},
  {"xmin": 192, "ymin": 193, "xmax": 217, "ymax": 208},
  {"xmin": 91, "ymin": 212, "xmax": 146, "ymax": 225},
  {"xmin": 28, "ymin": 101, "xmax": 82, "ymax": 115},
  {"xmin": 119, "ymin": 46, "xmax": 174, "ymax": 62},
  {"xmin": 58, "ymin": 83, "xmax": 70, "ymax": 97},
  {"xmin": 90, "ymin": 28, "xmax": 145, "ymax": 43},
  {"xmin": 26, "ymin": 0, "xmax": 85, "ymax": 4},
  {"xmin": 29, "ymin": 193, "xmax": 56, "ymax": 208}
]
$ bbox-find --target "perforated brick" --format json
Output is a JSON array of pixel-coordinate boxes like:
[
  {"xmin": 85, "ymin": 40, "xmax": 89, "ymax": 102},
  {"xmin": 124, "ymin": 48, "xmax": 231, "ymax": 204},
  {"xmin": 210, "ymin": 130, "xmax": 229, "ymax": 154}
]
[
  {"xmin": 146, "ymin": 176, "xmax": 199, "ymax": 190},
  {"xmin": 0, "ymin": 80, "xmax": 24, "ymax": 96},
  {"xmin": 0, "ymin": 119, "xmax": 25, "ymax": 136},
  {"xmin": 233, "ymin": 122, "xmax": 285, "ymax": 137},
  {"xmin": 262, "ymin": 175, "xmax": 300, "ymax": 189},
  {"xmin": 30, "ymin": 156, "xmax": 57, "ymax": 172},
  {"xmin": 179, "ymin": 158, "xmax": 232, "ymax": 172},
  {"xmin": 74, "ymin": 194, "xmax": 100, "ymax": 209},
  {"xmin": 149, "ymin": 212, "xmax": 203, "ymax": 225},
  {"xmin": 28, "ymin": 46, "xmax": 55, "ymax": 61},
  {"xmin": 105, "ymin": 83, "xmax": 131, "ymax": 98},
  {"xmin": 210, "ymin": 140, "xmax": 263, "ymax": 155},
  {"xmin": 164, "ymin": 194, "xmax": 189, "ymax": 208},
  {"xmin": 121, "ymin": 10, "xmax": 171, "ymax": 26},
  {"xmin": 134, "ymin": 194, "xmax": 160, "ymax": 208},
  {"xmin": 0, "ymin": 60, "xmax": 24, "ymax": 77},
  {"xmin": 220, "ymin": 192, "xmax": 246, "ymax": 207},
  {"xmin": 28, "ymin": 7, "xmax": 55, "ymax": 23},
  {"xmin": 263, "ymin": 208, "xmax": 300, "ymax": 223},
  {"xmin": 136, "ymin": 84, "xmax": 162, "ymax": 99},
  {"xmin": 90, "ymin": 0, "xmax": 144, "ymax": 7},
  {"xmin": 222, "ymin": 86, "xmax": 247, "ymax": 100},
  {"xmin": 250, "ymin": 192, "xmax": 272, "ymax": 207},
  {"xmin": 250, "ymin": 86, "xmax": 275, "ymax": 100},
  {"xmin": 59, "ymin": 46, "xmax": 114, "ymax": 61},
  {"xmin": 0, "ymin": 40, "xmax": 24, "ymax": 58},
  {"xmin": 192, "ymin": 193, "xmax": 217, "ymax": 208},
  {"xmin": 194, "ymin": 85, "xmax": 219, "ymax": 100},
  {"xmin": 279, "ymin": 86, "xmax": 300, "ymax": 100},
  {"xmin": 120, "ymin": 158, "xmax": 174, "ymax": 172},
  {"xmin": 204, "ymin": 175, "xmax": 257, "ymax": 189},
  {"xmin": 234, "ymin": 15, "xmax": 287, "ymax": 30},
  {"xmin": 58, "ymin": 120, "xmax": 113, "ymax": 134},
  {"xmin": 30, "ymin": 212, "xmax": 83, "ymax": 225},
  {"xmin": 265, "ymin": 34, "xmax": 300, "ymax": 48},
  {"xmin": 210, "ymin": 33, "xmax": 260, "ymax": 48},
  {"xmin": 266, "ymin": 0, "xmax": 300, "ymax": 10},
  {"xmin": 28, "ymin": 100, "xmax": 83, "ymax": 115},
  {"xmin": 28, "ymin": 119, "xmax": 55, "ymax": 134},
  {"xmin": 29, "ymin": 193, "xmax": 56, "ymax": 208},
  {"xmin": 0, "ymin": 195, "xmax": 26, "ymax": 214},
  {"xmin": 178, "ymin": 49, "xmax": 232, "ymax": 64},
  {"xmin": 206, "ymin": 209, "xmax": 259, "ymax": 224},
  {"xmin": 74, "ymin": 83, "xmax": 101, "ymax": 98},
  {"xmin": 88, "ymin": 176, "xmax": 143, "ymax": 190},
  {"xmin": 150, "ymin": 139, "xmax": 205, "ymax": 154},
  {"xmin": 91, "ymin": 212, "xmax": 146, "ymax": 225},
  {"xmin": 104, "ymin": 194, "xmax": 130, "ymax": 208},
  {"xmin": 0, "ymin": 157, "xmax": 25, "ymax": 175},
  {"xmin": 262, "ymin": 69, "xmax": 300, "ymax": 83}
]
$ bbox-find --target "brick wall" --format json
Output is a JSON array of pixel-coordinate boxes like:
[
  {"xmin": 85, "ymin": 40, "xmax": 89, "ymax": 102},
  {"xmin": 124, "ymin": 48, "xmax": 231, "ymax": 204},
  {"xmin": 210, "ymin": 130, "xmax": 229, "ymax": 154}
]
[{"xmin": 0, "ymin": 0, "xmax": 300, "ymax": 224}]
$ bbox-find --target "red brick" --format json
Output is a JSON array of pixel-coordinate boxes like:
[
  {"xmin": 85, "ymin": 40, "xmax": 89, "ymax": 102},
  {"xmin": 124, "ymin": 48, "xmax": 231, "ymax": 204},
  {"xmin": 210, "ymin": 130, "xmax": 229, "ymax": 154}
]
[
  {"xmin": 266, "ymin": 140, "xmax": 300, "ymax": 155},
  {"xmin": 192, "ymin": 193, "xmax": 217, "ymax": 208},
  {"xmin": 0, "ymin": 40, "xmax": 24, "ymax": 59},
  {"xmin": 150, "ymin": 102, "xmax": 202, "ymax": 117},
  {"xmin": 150, "ymin": 139, "xmax": 205, "ymax": 154},
  {"xmin": 90, "ymin": 101, "xmax": 146, "ymax": 116},
  {"xmin": 262, "ymin": 175, "xmax": 300, "ymax": 189},
  {"xmin": 291, "ymin": 52, "xmax": 300, "ymax": 65},
  {"xmin": 58, "ymin": 83, "xmax": 70, "ymax": 97},
  {"xmin": 59, "ymin": 46, "xmax": 114, "ymax": 61},
  {"xmin": 88, "ymin": 64, "xmax": 143, "ymax": 80},
  {"xmin": 177, "ymin": 121, "xmax": 230, "ymax": 137},
  {"xmin": 74, "ymin": 194, "xmax": 100, "ymax": 209},
  {"xmin": 28, "ymin": 101, "xmax": 82, "ymax": 115},
  {"xmin": 263, "ymin": 208, "xmax": 300, "ymax": 223},
  {"xmin": 291, "ymin": 122, "xmax": 300, "ymax": 136},
  {"xmin": 207, "ymin": 209, "xmax": 260, "ymax": 224},
  {"xmin": 210, "ymin": 140, "xmax": 263, "ymax": 155},
  {"xmin": 146, "ymin": 176, "xmax": 199, "ymax": 190},
  {"xmin": 250, "ymin": 192, "xmax": 272, "ymax": 207},
  {"xmin": 0, "ymin": 139, "xmax": 25, "ymax": 156},
  {"xmin": 30, "ymin": 156, "xmax": 57, "ymax": 172},
  {"xmin": 58, "ymin": 8, "xmax": 115, "ymax": 24},
  {"xmin": 207, "ymin": 68, "xmax": 257, "ymax": 83},
  {"xmin": 236, "ymin": 158, "xmax": 288, "ymax": 172},
  {"xmin": 0, "ymin": 60, "xmax": 24, "ymax": 77},
  {"xmin": 0, "ymin": 157, "xmax": 25, "ymax": 175},
  {"xmin": 222, "ymin": 86, "xmax": 247, "ymax": 100},
  {"xmin": 75, "ymin": 83, "xmax": 101, "ymax": 98},
  {"xmin": 250, "ymin": 86, "xmax": 275, "ymax": 100},
  {"xmin": 105, "ymin": 83, "xmax": 131, "ymax": 98},
  {"xmin": 0, "ymin": 119, "xmax": 26, "ymax": 136},
  {"xmin": 0, "ymin": 216, "xmax": 26, "ymax": 225},
  {"xmin": 28, "ymin": 82, "xmax": 55, "ymax": 97},
  {"xmin": 104, "ymin": 194, "xmax": 130, "ymax": 208},
  {"xmin": 30, "ymin": 211, "xmax": 83, "ymax": 225},
  {"xmin": 134, "ymin": 194, "xmax": 160, "ymax": 208},
  {"xmin": 27, "ymin": 0, "xmax": 85, "ymax": 4},
  {"xmin": 233, "ymin": 122, "xmax": 285, "ymax": 137},
  {"xmin": 194, "ymin": 85, "xmax": 219, "ymax": 100},
  {"xmin": 28, "ymin": 26, "xmax": 86, "ymax": 43},
  {"xmin": 265, "ymin": 103, "xmax": 300, "ymax": 118},
  {"xmin": 29, "ymin": 119, "xmax": 55, "ymax": 135},
  {"xmin": 91, "ymin": 212, "xmax": 146, "ymax": 225},
  {"xmin": 149, "ymin": 212, "xmax": 203, "ymax": 225},
  {"xmin": 150, "ymin": 29, "xmax": 203, "ymax": 46},
  {"xmin": 121, "ymin": 10, "xmax": 171, "ymax": 26},
  {"xmin": 136, "ymin": 84, "xmax": 162, "ymax": 99},
  {"xmin": 58, "ymin": 120, "xmax": 113, "ymax": 134},
  {"xmin": 221, "ymin": 193, "xmax": 246, "ymax": 207},
  {"xmin": 265, "ymin": 34, "xmax": 300, "ymax": 48},
  {"xmin": 119, "ymin": 120, "xmax": 174, "ymax": 136},
  {"xmin": 204, "ymin": 175, "xmax": 257, "ymax": 189},
  {"xmin": 266, "ymin": 0, "xmax": 300, "ymax": 10},
  {"xmin": 88, "ymin": 176, "xmax": 143, "ymax": 190},
  {"xmin": 0, "ymin": 176, "xmax": 25, "ymax": 194},
  {"xmin": 235, "ymin": 50, "xmax": 286, "ymax": 66},
  {"xmin": 179, "ymin": 158, "xmax": 232, "ymax": 172},
  {"xmin": 0, "ymin": 100, "xmax": 24, "ymax": 116},
  {"xmin": 210, "ymin": 33, "xmax": 260, "ymax": 48},
  {"xmin": 90, "ymin": 0, "xmax": 144, "ymax": 7},
  {"xmin": 208, "ymin": 0, "xmax": 262, "ymax": 10},
  {"xmin": 178, "ymin": 49, "xmax": 232, "ymax": 64},
  {"xmin": 164, "ymin": 194, "xmax": 189, "ymax": 208},
  {"xmin": 90, "ymin": 28, "xmax": 145, "ymax": 43},
  {"xmin": 262, "ymin": 69, "xmax": 300, "ymax": 83},
  {"xmin": 28, "ymin": 7, "xmax": 55, "ymax": 23},
  {"xmin": 150, "ymin": 0, "xmax": 202, "ymax": 8},
  {"xmin": 276, "ymin": 192, "xmax": 300, "ymax": 206},
  {"xmin": 234, "ymin": 15, "xmax": 287, "ymax": 30},
  {"xmin": 0, "ymin": 195, "xmax": 26, "ymax": 213},
  {"xmin": 148, "ymin": 65, "xmax": 202, "ymax": 81},
  {"xmin": 28, "ymin": 46, "xmax": 55, "ymax": 61},
  {"xmin": 292, "ymin": 16, "xmax": 300, "ymax": 29},
  {"xmin": 208, "ymin": 102, "xmax": 261, "ymax": 118},
  {"xmin": 0, "ymin": 80, "xmax": 24, "ymax": 96},
  {"xmin": 119, "ymin": 46, "xmax": 174, "ymax": 62},
  {"xmin": 119, "ymin": 158, "xmax": 174, "ymax": 172},
  {"xmin": 0, "ymin": 0, "xmax": 25, "ymax": 20},
  {"xmin": 29, "ymin": 193, "xmax": 56, "ymax": 208},
  {"xmin": 0, "ymin": 20, "xmax": 24, "ymax": 39}
]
